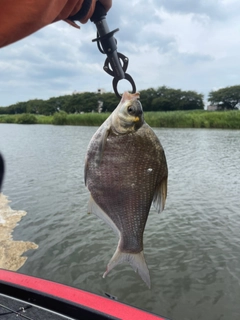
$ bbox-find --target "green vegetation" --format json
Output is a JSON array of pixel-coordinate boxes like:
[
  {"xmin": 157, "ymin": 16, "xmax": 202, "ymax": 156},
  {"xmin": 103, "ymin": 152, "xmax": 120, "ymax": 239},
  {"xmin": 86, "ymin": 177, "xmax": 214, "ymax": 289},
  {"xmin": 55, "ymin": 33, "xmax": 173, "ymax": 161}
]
[
  {"xmin": 66, "ymin": 113, "xmax": 110, "ymax": 126},
  {"xmin": 36, "ymin": 115, "xmax": 53, "ymax": 125},
  {"xmin": 141, "ymin": 87, "xmax": 204, "ymax": 111},
  {"xmin": 0, "ymin": 114, "xmax": 38, "ymax": 124},
  {"xmin": 0, "ymin": 86, "xmax": 204, "ymax": 115},
  {"xmin": 16, "ymin": 113, "xmax": 37, "ymax": 124},
  {"xmin": 52, "ymin": 111, "xmax": 68, "ymax": 125},
  {"xmin": 145, "ymin": 110, "xmax": 240, "ymax": 129},
  {"xmin": 1, "ymin": 110, "xmax": 239, "ymax": 129},
  {"xmin": 0, "ymin": 84, "xmax": 239, "ymax": 129},
  {"xmin": 208, "ymin": 85, "xmax": 240, "ymax": 110}
]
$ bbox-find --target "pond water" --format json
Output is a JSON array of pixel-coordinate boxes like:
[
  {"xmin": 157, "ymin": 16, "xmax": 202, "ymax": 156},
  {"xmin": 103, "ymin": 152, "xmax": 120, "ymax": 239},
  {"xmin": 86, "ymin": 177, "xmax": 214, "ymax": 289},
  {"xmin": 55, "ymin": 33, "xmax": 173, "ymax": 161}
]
[{"xmin": 0, "ymin": 123, "xmax": 240, "ymax": 320}]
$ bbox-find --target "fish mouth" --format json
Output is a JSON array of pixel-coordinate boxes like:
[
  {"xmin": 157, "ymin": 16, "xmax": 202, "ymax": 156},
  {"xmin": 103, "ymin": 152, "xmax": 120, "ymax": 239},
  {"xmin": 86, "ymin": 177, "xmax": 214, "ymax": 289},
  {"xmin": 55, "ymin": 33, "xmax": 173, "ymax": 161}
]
[
  {"xmin": 115, "ymin": 116, "xmax": 142, "ymax": 133},
  {"xmin": 133, "ymin": 116, "xmax": 140, "ymax": 122}
]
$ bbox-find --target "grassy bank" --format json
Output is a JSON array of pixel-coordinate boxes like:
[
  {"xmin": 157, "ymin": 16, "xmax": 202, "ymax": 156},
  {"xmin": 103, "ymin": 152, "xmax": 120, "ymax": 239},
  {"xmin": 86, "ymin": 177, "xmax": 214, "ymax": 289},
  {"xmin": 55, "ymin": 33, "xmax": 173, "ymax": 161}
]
[
  {"xmin": 145, "ymin": 110, "xmax": 240, "ymax": 129},
  {"xmin": 0, "ymin": 110, "xmax": 240, "ymax": 129}
]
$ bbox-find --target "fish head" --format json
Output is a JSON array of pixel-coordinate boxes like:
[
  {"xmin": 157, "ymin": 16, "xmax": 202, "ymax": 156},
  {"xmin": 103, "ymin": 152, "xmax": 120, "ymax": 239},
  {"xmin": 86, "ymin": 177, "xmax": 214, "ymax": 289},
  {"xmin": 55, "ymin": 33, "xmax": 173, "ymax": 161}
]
[{"xmin": 111, "ymin": 92, "xmax": 144, "ymax": 134}]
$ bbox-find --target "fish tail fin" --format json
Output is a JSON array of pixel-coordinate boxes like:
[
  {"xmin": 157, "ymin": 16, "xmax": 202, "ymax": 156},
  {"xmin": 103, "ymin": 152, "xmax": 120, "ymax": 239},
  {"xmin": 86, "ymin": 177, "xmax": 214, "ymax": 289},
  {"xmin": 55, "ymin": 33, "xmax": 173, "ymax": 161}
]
[{"xmin": 103, "ymin": 248, "xmax": 151, "ymax": 288}]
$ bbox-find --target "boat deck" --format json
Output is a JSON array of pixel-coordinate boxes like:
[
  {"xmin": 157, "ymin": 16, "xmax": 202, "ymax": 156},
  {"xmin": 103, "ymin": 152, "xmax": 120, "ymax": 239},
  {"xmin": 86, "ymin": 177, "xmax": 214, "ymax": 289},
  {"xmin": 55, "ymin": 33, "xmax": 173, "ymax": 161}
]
[{"xmin": 0, "ymin": 294, "xmax": 73, "ymax": 320}]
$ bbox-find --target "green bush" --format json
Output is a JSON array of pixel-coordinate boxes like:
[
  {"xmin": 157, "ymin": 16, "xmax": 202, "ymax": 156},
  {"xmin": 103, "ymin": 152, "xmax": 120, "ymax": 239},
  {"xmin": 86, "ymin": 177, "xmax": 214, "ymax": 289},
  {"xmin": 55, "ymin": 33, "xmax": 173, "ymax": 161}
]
[
  {"xmin": 16, "ymin": 113, "xmax": 37, "ymax": 124},
  {"xmin": 36, "ymin": 115, "xmax": 53, "ymax": 124},
  {"xmin": 67, "ymin": 113, "xmax": 109, "ymax": 126},
  {"xmin": 0, "ymin": 115, "xmax": 16, "ymax": 123},
  {"xmin": 52, "ymin": 111, "xmax": 68, "ymax": 125}
]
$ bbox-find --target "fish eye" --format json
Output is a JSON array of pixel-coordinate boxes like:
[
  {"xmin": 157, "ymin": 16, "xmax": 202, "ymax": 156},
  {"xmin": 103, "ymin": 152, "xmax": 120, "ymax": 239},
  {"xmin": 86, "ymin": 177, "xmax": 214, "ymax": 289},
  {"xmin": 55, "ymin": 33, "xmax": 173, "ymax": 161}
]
[{"xmin": 127, "ymin": 106, "xmax": 134, "ymax": 115}]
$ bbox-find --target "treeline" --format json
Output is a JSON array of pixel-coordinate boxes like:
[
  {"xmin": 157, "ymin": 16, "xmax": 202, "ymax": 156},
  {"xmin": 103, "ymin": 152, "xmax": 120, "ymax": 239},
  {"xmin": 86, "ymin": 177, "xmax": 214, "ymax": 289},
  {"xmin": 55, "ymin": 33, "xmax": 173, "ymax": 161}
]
[{"xmin": 0, "ymin": 86, "xmax": 204, "ymax": 115}]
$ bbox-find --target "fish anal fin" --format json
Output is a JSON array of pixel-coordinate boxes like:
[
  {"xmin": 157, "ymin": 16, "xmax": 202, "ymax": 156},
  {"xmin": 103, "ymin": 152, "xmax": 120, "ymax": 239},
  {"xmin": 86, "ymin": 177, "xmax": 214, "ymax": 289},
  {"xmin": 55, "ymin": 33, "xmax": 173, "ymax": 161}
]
[
  {"xmin": 87, "ymin": 195, "xmax": 119, "ymax": 235},
  {"xmin": 103, "ymin": 248, "xmax": 151, "ymax": 289},
  {"xmin": 153, "ymin": 177, "xmax": 168, "ymax": 214}
]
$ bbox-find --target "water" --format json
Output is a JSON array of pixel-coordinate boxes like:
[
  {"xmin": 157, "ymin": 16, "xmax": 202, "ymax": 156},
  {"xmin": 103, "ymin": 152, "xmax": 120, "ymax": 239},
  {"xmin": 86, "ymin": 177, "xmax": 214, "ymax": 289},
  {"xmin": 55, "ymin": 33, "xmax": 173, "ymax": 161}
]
[{"xmin": 0, "ymin": 124, "xmax": 240, "ymax": 320}]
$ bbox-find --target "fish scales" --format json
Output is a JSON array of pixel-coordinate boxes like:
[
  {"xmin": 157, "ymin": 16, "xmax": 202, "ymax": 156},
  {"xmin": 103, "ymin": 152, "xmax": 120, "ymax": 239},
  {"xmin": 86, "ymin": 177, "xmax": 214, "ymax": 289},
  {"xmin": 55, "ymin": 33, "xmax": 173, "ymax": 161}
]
[{"xmin": 85, "ymin": 92, "xmax": 168, "ymax": 288}]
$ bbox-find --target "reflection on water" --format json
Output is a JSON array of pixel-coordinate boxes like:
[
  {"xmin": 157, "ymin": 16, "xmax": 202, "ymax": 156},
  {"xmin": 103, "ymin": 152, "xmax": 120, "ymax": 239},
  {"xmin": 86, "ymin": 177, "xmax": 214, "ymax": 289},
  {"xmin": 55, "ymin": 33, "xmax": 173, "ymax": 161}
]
[
  {"xmin": 0, "ymin": 124, "xmax": 240, "ymax": 320},
  {"xmin": 0, "ymin": 193, "xmax": 38, "ymax": 270}
]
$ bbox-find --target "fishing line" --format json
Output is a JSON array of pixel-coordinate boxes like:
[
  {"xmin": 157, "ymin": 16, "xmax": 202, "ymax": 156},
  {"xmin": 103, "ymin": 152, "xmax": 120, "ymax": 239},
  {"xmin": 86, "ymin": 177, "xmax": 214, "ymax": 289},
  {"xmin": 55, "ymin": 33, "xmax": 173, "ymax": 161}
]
[{"xmin": 0, "ymin": 303, "xmax": 33, "ymax": 319}]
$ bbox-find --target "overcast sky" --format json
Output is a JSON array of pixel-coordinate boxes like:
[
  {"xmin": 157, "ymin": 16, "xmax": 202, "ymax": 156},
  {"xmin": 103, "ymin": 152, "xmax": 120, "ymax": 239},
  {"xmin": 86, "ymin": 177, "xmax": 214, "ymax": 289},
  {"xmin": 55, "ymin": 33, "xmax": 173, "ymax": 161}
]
[{"xmin": 1, "ymin": 0, "xmax": 240, "ymax": 107}]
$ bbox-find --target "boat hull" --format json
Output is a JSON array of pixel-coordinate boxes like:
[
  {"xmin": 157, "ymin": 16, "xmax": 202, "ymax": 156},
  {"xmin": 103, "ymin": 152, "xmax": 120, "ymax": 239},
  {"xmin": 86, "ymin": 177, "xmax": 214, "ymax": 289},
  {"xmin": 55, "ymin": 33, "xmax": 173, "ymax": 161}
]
[{"xmin": 0, "ymin": 269, "xmax": 168, "ymax": 319}]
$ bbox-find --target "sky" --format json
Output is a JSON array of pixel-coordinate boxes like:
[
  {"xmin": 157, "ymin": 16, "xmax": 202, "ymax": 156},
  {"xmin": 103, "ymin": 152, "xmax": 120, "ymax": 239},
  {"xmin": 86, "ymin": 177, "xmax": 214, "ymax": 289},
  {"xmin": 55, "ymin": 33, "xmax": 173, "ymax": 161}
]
[{"xmin": 1, "ymin": 0, "xmax": 240, "ymax": 107}]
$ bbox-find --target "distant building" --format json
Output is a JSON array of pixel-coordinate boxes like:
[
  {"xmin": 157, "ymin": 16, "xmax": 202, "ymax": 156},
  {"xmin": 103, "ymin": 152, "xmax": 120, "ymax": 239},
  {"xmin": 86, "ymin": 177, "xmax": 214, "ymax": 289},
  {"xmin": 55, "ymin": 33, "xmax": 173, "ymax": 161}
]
[
  {"xmin": 97, "ymin": 88, "xmax": 106, "ymax": 94},
  {"xmin": 207, "ymin": 105, "xmax": 218, "ymax": 111}
]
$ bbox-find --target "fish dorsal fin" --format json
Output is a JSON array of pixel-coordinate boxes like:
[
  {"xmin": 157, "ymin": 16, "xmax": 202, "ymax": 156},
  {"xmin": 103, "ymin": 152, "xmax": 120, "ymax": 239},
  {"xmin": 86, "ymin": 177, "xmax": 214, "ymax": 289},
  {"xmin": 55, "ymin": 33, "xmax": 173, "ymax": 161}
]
[{"xmin": 153, "ymin": 177, "xmax": 168, "ymax": 213}]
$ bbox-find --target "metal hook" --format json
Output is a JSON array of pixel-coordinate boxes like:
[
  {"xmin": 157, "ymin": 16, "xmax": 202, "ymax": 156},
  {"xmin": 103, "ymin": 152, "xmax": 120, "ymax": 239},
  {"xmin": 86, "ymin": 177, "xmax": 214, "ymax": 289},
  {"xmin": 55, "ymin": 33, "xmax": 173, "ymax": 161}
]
[{"xmin": 112, "ymin": 73, "xmax": 137, "ymax": 99}]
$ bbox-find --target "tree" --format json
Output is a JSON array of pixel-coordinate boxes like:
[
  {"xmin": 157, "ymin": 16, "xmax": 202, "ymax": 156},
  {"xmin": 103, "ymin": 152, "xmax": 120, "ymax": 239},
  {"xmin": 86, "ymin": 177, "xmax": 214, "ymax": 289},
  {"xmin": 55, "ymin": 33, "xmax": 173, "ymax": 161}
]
[
  {"xmin": 179, "ymin": 91, "xmax": 204, "ymax": 111},
  {"xmin": 138, "ymin": 88, "xmax": 157, "ymax": 111},
  {"xmin": 25, "ymin": 99, "xmax": 44, "ymax": 114},
  {"xmin": 151, "ymin": 87, "xmax": 179, "ymax": 111},
  {"xmin": 143, "ymin": 86, "xmax": 204, "ymax": 111},
  {"xmin": 208, "ymin": 85, "xmax": 240, "ymax": 110},
  {"xmin": 100, "ymin": 92, "xmax": 118, "ymax": 112}
]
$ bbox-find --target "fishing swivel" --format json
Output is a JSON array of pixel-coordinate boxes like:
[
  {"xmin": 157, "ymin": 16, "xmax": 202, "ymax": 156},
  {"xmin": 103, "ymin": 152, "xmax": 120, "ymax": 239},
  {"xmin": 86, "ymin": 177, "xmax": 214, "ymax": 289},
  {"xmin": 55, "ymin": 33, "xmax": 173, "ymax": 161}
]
[{"xmin": 91, "ymin": 2, "xmax": 136, "ymax": 99}]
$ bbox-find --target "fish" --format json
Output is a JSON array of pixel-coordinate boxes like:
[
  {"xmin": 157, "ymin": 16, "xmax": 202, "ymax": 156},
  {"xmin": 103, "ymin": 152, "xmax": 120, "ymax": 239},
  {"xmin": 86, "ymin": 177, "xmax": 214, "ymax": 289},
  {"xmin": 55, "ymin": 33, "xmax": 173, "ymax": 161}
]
[{"xmin": 84, "ymin": 91, "xmax": 168, "ymax": 288}]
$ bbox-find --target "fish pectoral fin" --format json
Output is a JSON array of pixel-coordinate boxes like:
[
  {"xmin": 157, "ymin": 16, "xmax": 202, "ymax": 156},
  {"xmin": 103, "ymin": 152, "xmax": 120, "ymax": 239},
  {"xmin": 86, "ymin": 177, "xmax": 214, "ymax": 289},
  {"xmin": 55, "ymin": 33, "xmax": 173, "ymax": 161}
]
[
  {"xmin": 103, "ymin": 248, "xmax": 151, "ymax": 289},
  {"xmin": 96, "ymin": 125, "xmax": 111, "ymax": 166},
  {"xmin": 153, "ymin": 177, "xmax": 168, "ymax": 214}
]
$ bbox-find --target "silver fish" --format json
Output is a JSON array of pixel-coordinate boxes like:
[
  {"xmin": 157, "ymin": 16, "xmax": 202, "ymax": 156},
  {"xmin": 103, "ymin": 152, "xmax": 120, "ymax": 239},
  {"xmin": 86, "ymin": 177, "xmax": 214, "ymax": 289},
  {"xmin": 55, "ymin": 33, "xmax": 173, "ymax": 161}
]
[{"xmin": 84, "ymin": 92, "xmax": 168, "ymax": 288}]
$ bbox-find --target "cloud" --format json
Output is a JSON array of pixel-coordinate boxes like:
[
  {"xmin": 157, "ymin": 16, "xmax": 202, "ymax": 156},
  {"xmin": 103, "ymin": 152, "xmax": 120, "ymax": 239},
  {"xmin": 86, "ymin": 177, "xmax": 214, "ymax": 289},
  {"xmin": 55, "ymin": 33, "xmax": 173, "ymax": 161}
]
[
  {"xmin": 153, "ymin": 0, "xmax": 240, "ymax": 21},
  {"xmin": 0, "ymin": 0, "xmax": 240, "ymax": 107}
]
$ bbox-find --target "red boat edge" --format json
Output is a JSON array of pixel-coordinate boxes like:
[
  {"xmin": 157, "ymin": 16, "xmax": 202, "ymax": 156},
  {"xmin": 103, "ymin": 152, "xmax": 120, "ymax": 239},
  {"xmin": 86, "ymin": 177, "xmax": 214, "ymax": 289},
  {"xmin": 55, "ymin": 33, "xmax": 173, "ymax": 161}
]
[{"xmin": 0, "ymin": 269, "xmax": 169, "ymax": 320}]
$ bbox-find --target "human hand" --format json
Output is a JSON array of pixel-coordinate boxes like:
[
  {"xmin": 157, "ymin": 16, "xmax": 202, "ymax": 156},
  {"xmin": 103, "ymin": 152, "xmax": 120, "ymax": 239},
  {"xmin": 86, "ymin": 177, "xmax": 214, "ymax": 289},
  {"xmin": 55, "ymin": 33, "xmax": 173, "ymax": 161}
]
[
  {"xmin": 98, "ymin": 0, "xmax": 112, "ymax": 12},
  {"xmin": 66, "ymin": 0, "xmax": 112, "ymax": 25}
]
